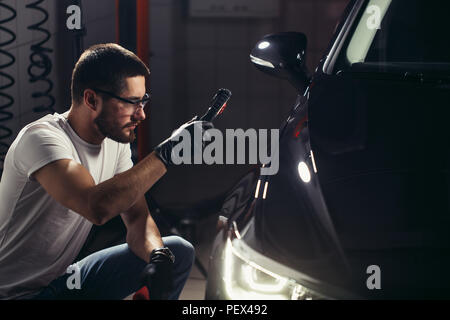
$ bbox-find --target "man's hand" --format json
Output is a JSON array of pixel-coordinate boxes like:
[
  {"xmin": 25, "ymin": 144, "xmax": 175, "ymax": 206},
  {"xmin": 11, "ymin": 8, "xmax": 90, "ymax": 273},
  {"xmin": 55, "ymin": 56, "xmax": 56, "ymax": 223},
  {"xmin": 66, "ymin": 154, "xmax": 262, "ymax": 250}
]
[
  {"xmin": 154, "ymin": 116, "xmax": 213, "ymax": 167},
  {"xmin": 140, "ymin": 248, "xmax": 175, "ymax": 300}
]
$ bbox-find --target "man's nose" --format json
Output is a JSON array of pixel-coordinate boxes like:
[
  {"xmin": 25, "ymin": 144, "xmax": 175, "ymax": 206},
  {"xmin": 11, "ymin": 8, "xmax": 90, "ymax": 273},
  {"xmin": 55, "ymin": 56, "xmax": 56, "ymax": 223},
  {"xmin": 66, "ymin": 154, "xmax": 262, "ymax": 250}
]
[{"xmin": 133, "ymin": 106, "xmax": 146, "ymax": 121}]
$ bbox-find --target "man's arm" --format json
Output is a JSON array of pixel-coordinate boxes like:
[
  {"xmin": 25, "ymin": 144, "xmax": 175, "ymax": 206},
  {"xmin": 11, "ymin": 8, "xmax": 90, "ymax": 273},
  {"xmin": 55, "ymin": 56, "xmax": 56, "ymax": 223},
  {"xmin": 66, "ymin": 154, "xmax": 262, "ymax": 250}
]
[
  {"xmin": 33, "ymin": 151, "xmax": 166, "ymax": 226},
  {"xmin": 33, "ymin": 118, "xmax": 212, "ymax": 226},
  {"xmin": 120, "ymin": 196, "xmax": 163, "ymax": 263}
]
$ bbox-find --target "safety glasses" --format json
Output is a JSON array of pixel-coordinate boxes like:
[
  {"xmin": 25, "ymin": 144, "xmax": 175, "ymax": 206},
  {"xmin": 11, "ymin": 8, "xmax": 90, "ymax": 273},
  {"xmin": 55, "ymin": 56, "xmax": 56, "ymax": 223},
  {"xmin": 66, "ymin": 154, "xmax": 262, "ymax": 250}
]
[{"xmin": 92, "ymin": 87, "xmax": 151, "ymax": 115}]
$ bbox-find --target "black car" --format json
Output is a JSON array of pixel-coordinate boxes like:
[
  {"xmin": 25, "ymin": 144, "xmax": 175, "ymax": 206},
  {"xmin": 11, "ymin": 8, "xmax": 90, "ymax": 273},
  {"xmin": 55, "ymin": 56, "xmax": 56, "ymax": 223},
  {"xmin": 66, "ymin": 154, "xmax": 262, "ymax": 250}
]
[{"xmin": 205, "ymin": 0, "xmax": 450, "ymax": 299}]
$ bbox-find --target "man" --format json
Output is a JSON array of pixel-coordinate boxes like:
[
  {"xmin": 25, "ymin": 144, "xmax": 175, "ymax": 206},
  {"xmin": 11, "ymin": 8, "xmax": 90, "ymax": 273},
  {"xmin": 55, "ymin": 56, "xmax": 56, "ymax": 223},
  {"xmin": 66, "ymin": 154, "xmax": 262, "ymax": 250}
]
[{"xmin": 0, "ymin": 43, "xmax": 211, "ymax": 299}]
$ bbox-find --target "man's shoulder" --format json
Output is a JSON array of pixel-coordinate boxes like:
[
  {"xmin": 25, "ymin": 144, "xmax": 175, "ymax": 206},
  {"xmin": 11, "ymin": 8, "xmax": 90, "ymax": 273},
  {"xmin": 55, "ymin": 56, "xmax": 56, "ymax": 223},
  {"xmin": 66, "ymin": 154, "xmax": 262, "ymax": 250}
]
[
  {"xmin": 11, "ymin": 112, "xmax": 72, "ymax": 158},
  {"xmin": 7, "ymin": 112, "xmax": 74, "ymax": 178},
  {"xmin": 19, "ymin": 112, "xmax": 69, "ymax": 139},
  {"xmin": 21, "ymin": 112, "xmax": 67, "ymax": 132}
]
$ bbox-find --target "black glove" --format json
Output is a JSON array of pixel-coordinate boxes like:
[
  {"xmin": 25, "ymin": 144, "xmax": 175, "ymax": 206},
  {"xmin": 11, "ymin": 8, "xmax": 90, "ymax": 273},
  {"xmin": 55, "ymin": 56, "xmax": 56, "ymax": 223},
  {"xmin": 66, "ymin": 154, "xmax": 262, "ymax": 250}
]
[
  {"xmin": 140, "ymin": 247, "xmax": 175, "ymax": 300},
  {"xmin": 154, "ymin": 116, "xmax": 214, "ymax": 167}
]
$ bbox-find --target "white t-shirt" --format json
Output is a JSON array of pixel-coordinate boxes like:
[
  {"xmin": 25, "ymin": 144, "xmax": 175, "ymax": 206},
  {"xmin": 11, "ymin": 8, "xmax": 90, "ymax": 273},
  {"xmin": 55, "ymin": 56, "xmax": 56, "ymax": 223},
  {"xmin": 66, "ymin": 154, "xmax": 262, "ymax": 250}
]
[{"xmin": 0, "ymin": 111, "xmax": 133, "ymax": 299}]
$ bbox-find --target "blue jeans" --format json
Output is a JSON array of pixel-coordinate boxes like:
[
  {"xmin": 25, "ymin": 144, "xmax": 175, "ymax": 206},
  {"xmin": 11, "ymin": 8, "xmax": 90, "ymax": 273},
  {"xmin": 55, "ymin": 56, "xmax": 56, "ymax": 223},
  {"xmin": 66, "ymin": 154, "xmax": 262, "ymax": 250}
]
[{"xmin": 32, "ymin": 236, "xmax": 195, "ymax": 300}]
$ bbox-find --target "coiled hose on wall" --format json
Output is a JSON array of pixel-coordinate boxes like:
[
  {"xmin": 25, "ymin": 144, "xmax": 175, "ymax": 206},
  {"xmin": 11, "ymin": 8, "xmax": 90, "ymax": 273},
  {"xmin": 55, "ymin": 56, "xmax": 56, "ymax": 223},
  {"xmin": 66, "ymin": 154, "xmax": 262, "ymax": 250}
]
[
  {"xmin": 0, "ymin": 3, "xmax": 17, "ymax": 176},
  {"xmin": 26, "ymin": 0, "xmax": 55, "ymax": 114}
]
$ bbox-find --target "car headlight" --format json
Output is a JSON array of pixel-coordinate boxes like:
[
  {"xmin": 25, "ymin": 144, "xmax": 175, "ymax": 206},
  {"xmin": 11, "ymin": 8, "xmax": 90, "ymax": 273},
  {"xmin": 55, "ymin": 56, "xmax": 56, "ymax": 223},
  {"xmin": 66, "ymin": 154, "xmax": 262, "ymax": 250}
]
[{"xmin": 223, "ymin": 238, "xmax": 324, "ymax": 300}]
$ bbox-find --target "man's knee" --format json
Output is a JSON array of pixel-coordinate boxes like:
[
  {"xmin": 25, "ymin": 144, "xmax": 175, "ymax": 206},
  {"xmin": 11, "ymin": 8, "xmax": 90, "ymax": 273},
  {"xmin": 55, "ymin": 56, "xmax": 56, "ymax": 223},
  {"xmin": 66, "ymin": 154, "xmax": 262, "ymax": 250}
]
[{"xmin": 163, "ymin": 235, "xmax": 195, "ymax": 268}]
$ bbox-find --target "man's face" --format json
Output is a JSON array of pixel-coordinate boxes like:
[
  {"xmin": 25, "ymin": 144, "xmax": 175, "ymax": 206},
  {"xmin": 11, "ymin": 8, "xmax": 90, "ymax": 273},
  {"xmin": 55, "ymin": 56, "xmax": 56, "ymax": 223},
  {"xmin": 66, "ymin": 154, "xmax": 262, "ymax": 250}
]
[{"xmin": 94, "ymin": 76, "xmax": 147, "ymax": 143}]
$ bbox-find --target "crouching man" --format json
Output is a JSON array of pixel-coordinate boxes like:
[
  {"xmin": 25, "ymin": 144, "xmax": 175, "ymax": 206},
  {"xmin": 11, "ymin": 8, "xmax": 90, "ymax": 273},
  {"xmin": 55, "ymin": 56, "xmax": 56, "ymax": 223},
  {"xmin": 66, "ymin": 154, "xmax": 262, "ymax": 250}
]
[{"xmin": 0, "ymin": 43, "xmax": 211, "ymax": 300}]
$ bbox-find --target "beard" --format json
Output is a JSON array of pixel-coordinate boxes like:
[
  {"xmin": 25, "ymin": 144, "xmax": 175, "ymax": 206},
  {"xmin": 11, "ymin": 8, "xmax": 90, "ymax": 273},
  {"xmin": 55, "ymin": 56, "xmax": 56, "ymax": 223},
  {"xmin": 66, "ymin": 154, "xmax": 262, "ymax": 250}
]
[{"xmin": 94, "ymin": 107, "xmax": 138, "ymax": 144}]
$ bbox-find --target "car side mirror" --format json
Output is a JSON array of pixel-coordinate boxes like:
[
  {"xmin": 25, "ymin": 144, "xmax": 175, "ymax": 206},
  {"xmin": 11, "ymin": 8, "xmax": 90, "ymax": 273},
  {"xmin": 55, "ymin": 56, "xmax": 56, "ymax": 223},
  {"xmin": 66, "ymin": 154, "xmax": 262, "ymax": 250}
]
[{"xmin": 250, "ymin": 32, "xmax": 310, "ymax": 93}]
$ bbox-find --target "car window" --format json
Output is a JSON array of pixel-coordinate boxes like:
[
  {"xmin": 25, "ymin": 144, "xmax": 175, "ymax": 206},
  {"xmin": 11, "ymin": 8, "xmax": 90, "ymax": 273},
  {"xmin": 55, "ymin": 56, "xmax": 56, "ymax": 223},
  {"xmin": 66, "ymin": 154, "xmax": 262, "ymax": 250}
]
[
  {"xmin": 344, "ymin": 0, "xmax": 450, "ymax": 67},
  {"xmin": 346, "ymin": 0, "xmax": 391, "ymax": 64}
]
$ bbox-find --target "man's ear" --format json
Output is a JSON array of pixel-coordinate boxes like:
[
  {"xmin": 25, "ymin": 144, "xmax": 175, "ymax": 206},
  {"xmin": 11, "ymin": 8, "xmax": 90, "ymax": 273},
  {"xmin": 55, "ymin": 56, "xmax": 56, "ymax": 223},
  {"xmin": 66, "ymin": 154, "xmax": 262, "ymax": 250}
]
[{"xmin": 83, "ymin": 89, "xmax": 98, "ymax": 111}]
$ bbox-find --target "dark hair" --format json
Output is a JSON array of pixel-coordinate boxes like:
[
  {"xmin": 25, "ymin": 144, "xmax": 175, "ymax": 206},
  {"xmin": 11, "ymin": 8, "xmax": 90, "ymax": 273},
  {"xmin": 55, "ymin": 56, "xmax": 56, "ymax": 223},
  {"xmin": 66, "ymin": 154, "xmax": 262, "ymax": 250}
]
[{"xmin": 71, "ymin": 43, "xmax": 150, "ymax": 104}]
